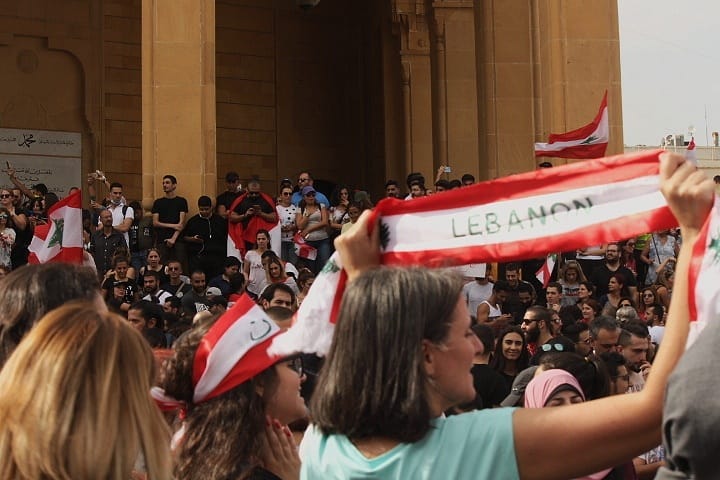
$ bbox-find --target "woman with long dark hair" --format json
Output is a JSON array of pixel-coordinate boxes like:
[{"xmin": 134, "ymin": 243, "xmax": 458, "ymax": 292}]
[
  {"xmin": 489, "ymin": 326, "xmax": 530, "ymax": 397},
  {"xmin": 156, "ymin": 297, "xmax": 307, "ymax": 479}
]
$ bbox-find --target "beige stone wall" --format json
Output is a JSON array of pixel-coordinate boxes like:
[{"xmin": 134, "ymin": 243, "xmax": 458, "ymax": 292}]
[
  {"xmin": 104, "ymin": 0, "xmax": 142, "ymax": 202},
  {"xmin": 0, "ymin": 0, "xmax": 624, "ymax": 205}
]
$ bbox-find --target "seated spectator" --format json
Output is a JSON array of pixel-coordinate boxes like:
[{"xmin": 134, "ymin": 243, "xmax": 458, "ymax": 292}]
[
  {"xmin": 0, "ymin": 303, "xmax": 171, "ymax": 479},
  {"xmin": 559, "ymin": 260, "xmax": 586, "ymax": 306},
  {"xmin": 263, "ymin": 255, "xmax": 299, "ymax": 294},
  {"xmin": 208, "ymin": 256, "xmax": 242, "ymax": 298}
]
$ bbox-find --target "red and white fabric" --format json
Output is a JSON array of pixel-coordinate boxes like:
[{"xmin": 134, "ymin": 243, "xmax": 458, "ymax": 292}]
[
  {"xmin": 152, "ymin": 294, "xmax": 281, "ymax": 408},
  {"xmin": 535, "ymin": 254, "xmax": 557, "ymax": 289},
  {"xmin": 271, "ymin": 149, "xmax": 679, "ymax": 357},
  {"xmin": 534, "ymin": 91, "xmax": 609, "ymax": 159},
  {"xmin": 687, "ymin": 195, "xmax": 720, "ymax": 347},
  {"xmin": 227, "ymin": 191, "xmax": 281, "ymax": 259},
  {"xmin": 293, "ymin": 231, "xmax": 318, "ymax": 260},
  {"xmin": 28, "ymin": 190, "xmax": 83, "ymax": 264}
]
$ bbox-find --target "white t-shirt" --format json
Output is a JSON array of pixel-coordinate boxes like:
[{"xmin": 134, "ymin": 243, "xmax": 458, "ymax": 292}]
[
  {"xmin": 102, "ymin": 203, "xmax": 134, "ymax": 246},
  {"xmin": 462, "ymin": 280, "xmax": 494, "ymax": 319}
]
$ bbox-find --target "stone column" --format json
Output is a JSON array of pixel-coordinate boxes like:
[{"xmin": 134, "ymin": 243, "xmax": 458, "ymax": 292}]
[
  {"xmin": 141, "ymin": 0, "xmax": 216, "ymax": 210},
  {"xmin": 432, "ymin": 1, "xmax": 479, "ymax": 179},
  {"xmin": 392, "ymin": 0, "xmax": 434, "ymax": 181}
]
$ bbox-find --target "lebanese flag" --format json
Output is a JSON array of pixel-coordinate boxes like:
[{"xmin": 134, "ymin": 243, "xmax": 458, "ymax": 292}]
[
  {"xmin": 28, "ymin": 190, "xmax": 83, "ymax": 264},
  {"xmin": 293, "ymin": 232, "xmax": 317, "ymax": 260},
  {"xmin": 227, "ymin": 191, "xmax": 281, "ymax": 259},
  {"xmin": 535, "ymin": 91, "xmax": 609, "ymax": 159},
  {"xmin": 271, "ymin": 150, "xmax": 678, "ymax": 357},
  {"xmin": 686, "ymin": 137, "xmax": 697, "ymax": 164},
  {"xmin": 535, "ymin": 254, "xmax": 557, "ymax": 288},
  {"xmin": 687, "ymin": 195, "xmax": 720, "ymax": 347}
]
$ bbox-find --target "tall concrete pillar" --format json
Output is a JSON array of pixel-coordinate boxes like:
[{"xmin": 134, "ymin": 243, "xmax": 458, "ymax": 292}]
[{"xmin": 141, "ymin": 0, "xmax": 216, "ymax": 210}]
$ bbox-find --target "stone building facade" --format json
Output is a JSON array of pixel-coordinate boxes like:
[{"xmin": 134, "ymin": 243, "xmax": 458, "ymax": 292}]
[{"xmin": 0, "ymin": 0, "xmax": 623, "ymax": 206}]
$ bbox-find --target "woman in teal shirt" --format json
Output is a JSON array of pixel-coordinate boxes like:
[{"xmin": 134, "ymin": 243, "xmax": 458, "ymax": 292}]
[{"xmin": 299, "ymin": 153, "xmax": 710, "ymax": 480}]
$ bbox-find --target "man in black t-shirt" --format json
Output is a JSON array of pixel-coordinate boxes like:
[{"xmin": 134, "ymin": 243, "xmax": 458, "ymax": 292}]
[
  {"xmin": 216, "ymin": 171, "xmax": 241, "ymax": 219},
  {"xmin": 590, "ymin": 242, "xmax": 638, "ymax": 298},
  {"xmin": 152, "ymin": 174, "xmax": 188, "ymax": 267}
]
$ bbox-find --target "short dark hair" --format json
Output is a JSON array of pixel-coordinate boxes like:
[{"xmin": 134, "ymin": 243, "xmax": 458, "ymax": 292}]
[
  {"xmin": 198, "ymin": 195, "xmax": 212, "ymax": 207},
  {"xmin": 493, "ymin": 280, "xmax": 511, "ymax": 293},
  {"xmin": 505, "ymin": 262, "xmax": 520, "ymax": 273},
  {"xmin": 517, "ymin": 283, "xmax": 534, "ymax": 296},
  {"xmin": 599, "ymin": 351, "xmax": 627, "ymax": 378},
  {"xmin": 563, "ymin": 321, "xmax": 589, "ymax": 343},
  {"xmin": 384, "ymin": 179, "xmax": 399, "ymax": 188},
  {"xmin": 589, "ymin": 316, "xmax": 620, "ymax": 339},
  {"xmin": 539, "ymin": 352, "xmax": 610, "ymax": 400},
  {"xmin": 143, "ymin": 270, "xmax": 161, "ymax": 282},
  {"xmin": 225, "ymin": 171, "xmax": 240, "ymax": 183},
  {"xmin": 164, "ymin": 296, "xmax": 182, "ymax": 310},
  {"xmin": 129, "ymin": 300, "xmax": 165, "ymax": 329},
  {"xmin": 259, "ymin": 283, "xmax": 295, "ymax": 305},
  {"xmin": 471, "ymin": 323, "xmax": 495, "ymax": 354},
  {"xmin": 619, "ymin": 321, "xmax": 649, "ymax": 346},
  {"xmin": 525, "ymin": 305, "xmax": 552, "ymax": 325},
  {"xmin": 406, "ymin": 172, "xmax": 424, "ymax": 188},
  {"xmin": 546, "ymin": 282, "xmax": 562, "ymax": 292},
  {"xmin": 461, "ymin": 173, "xmax": 475, "ymax": 183},
  {"xmin": 163, "ymin": 175, "xmax": 177, "ymax": 184},
  {"xmin": 224, "ymin": 256, "xmax": 242, "ymax": 268},
  {"xmin": 648, "ymin": 304, "xmax": 664, "ymax": 325},
  {"xmin": 109, "ymin": 182, "xmax": 123, "ymax": 190},
  {"xmin": 449, "ymin": 179, "xmax": 462, "ymax": 189},
  {"xmin": 434, "ymin": 179, "xmax": 451, "ymax": 190},
  {"xmin": 32, "ymin": 183, "xmax": 48, "ymax": 195}
]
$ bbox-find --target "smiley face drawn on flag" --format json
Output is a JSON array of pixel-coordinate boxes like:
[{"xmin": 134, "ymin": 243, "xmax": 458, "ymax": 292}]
[{"xmin": 249, "ymin": 317, "xmax": 273, "ymax": 341}]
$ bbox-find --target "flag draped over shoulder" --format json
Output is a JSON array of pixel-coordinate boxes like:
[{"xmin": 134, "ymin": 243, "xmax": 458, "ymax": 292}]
[
  {"xmin": 535, "ymin": 91, "xmax": 609, "ymax": 159},
  {"xmin": 687, "ymin": 195, "xmax": 720, "ymax": 347},
  {"xmin": 271, "ymin": 150, "xmax": 679, "ymax": 357},
  {"xmin": 227, "ymin": 191, "xmax": 281, "ymax": 259},
  {"xmin": 28, "ymin": 190, "xmax": 83, "ymax": 264}
]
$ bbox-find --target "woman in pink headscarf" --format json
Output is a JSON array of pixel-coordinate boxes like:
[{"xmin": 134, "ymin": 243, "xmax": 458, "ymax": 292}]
[{"xmin": 525, "ymin": 369, "xmax": 619, "ymax": 480}]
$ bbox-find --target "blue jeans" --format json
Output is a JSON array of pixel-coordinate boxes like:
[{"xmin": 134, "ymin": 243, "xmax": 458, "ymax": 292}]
[{"xmin": 306, "ymin": 238, "xmax": 331, "ymax": 274}]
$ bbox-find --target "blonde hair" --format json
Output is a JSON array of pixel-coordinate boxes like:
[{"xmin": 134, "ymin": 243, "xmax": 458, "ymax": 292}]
[{"xmin": 0, "ymin": 303, "xmax": 171, "ymax": 479}]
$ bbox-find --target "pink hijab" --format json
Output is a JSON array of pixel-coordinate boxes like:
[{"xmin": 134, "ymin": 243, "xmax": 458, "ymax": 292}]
[
  {"xmin": 524, "ymin": 369, "xmax": 612, "ymax": 480},
  {"xmin": 524, "ymin": 369, "xmax": 584, "ymax": 408}
]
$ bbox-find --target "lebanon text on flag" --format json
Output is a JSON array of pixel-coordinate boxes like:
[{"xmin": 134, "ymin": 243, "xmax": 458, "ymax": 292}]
[
  {"xmin": 28, "ymin": 189, "xmax": 83, "ymax": 264},
  {"xmin": 534, "ymin": 91, "xmax": 609, "ymax": 159},
  {"xmin": 271, "ymin": 150, "xmax": 678, "ymax": 357}
]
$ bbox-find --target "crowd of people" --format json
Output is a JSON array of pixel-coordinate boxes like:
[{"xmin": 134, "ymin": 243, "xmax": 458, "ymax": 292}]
[{"xmin": 0, "ymin": 153, "xmax": 714, "ymax": 479}]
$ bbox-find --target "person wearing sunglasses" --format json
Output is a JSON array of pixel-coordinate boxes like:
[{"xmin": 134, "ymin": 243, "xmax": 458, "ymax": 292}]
[
  {"xmin": 277, "ymin": 185, "xmax": 298, "ymax": 264},
  {"xmin": 291, "ymin": 171, "xmax": 329, "ymax": 208},
  {"xmin": 296, "ymin": 185, "xmax": 330, "ymax": 273}
]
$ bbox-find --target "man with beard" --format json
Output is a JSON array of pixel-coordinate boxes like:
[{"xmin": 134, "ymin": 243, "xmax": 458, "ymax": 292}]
[
  {"xmin": 180, "ymin": 270, "xmax": 211, "ymax": 319},
  {"xmin": 521, "ymin": 306, "xmax": 555, "ymax": 357},
  {"xmin": 503, "ymin": 263, "xmax": 538, "ymax": 324},
  {"xmin": 141, "ymin": 270, "xmax": 173, "ymax": 304},
  {"xmin": 617, "ymin": 322, "xmax": 651, "ymax": 393},
  {"xmin": 589, "ymin": 242, "xmax": 638, "ymax": 299}
]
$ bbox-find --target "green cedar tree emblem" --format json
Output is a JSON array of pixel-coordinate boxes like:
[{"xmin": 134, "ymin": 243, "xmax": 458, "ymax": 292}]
[
  {"xmin": 708, "ymin": 231, "xmax": 720, "ymax": 265},
  {"xmin": 47, "ymin": 218, "xmax": 64, "ymax": 248},
  {"xmin": 580, "ymin": 135, "xmax": 598, "ymax": 145},
  {"xmin": 321, "ymin": 258, "xmax": 340, "ymax": 275}
]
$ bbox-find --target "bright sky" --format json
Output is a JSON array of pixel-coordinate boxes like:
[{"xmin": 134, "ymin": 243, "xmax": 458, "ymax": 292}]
[{"xmin": 618, "ymin": 0, "xmax": 720, "ymax": 146}]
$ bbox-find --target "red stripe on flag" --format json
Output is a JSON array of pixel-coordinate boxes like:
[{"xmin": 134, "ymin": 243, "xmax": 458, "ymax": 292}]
[
  {"xmin": 687, "ymin": 211, "xmax": 713, "ymax": 321},
  {"xmin": 535, "ymin": 142, "xmax": 608, "ymax": 160},
  {"xmin": 375, "ymin": 150, "xmax": 663, "ymax": 216},
  {"xmin": 381, "ymin": 208, "xmax": 677, "ymax": 267}
]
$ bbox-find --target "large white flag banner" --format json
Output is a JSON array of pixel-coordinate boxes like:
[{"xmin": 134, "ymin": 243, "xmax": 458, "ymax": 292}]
[{"xmin": 271, "ymin": 150, "xmax": 682, "ymax": 357}]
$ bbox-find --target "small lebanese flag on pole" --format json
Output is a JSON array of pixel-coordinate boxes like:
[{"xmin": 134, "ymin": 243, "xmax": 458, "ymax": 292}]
[
  {"xmin": 535, "ymin": 91, "xmax": 609, "ymax": 159},
  {"xmin": 535, "ymin": 253, "xmax": 557, "ymax": 288},
  {"xmin": 28, "ymin": 190, "xmax": 83, "ymax": 264},
  {"xmin": 686, "ymin": 137, "xmax": 697, "ymax": 165}
]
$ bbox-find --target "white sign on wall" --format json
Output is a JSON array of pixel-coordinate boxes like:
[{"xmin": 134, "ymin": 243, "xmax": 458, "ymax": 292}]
[{"xmin": 0, "ymin": 128, "xmax": 82, "ymax": 197}]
